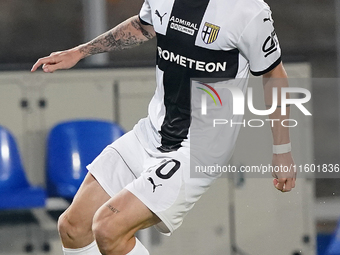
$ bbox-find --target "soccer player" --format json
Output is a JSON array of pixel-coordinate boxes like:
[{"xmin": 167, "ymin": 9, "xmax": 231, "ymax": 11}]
[{"xmin": 31, "ymin": 0, "xmax": 296, "ymax": 254}]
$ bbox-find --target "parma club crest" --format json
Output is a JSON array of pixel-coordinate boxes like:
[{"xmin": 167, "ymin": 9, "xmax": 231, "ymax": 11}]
[{"xmin": 201, "ymin": 22, "xmax": 220, "ymax": 44}]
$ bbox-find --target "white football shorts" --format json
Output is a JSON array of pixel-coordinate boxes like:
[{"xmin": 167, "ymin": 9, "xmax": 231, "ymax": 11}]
[{"xmin": 87, "ymin": 119, "xmax": 217, "ymax": 235}]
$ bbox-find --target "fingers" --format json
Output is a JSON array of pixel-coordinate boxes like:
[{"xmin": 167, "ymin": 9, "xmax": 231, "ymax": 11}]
[
  {"xmin": 274, "ymin": 178, "xmax": 285, "ymax": 191},
  {"xmin": 31, "ymin": 51, "xmax": 66, "ymax": 73},
  {"xmin": 31, "ymin": 55, "xmax": 66, "ymax": 73},
  {"xmin": 273, "ymin": 178, "xmax": 278, "ymax": 187},
  {"xmin": 31, "ymin": 49, "xmax": 80, "ymax": 73},
  {"xmin": 31, "ymin": 56, "xmax": 57, "ymax": 73},
  {"xmin": 42, "ymin": 62, "xmax": 64, "ymax": 73},
  {"xmin": 283, "ymin": 178, "xmax": 293, "ymax": 192},
  {"xmin": 31, "ymin": 57, "xmax": 46, "ymax": 72},
  {"xmin": 273, "ymin": 177, "xmax": 295, "ymax": 192}
]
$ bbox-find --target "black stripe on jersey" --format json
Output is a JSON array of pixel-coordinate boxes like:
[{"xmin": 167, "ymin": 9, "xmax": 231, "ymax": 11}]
[
  {"xmin": 165, "ymin": 0, "xmax": 210, "ymax": 45},
  {"xmin": 157, "ymin": 37, "xmax": 239, "ymax": 151},
  {"xmin": 250, "ymin": 57, "xmax": 282, "ymax": 76},
  {"xmin": 156, "ymin": 0, "xmax": 240, "ymax": 152}
]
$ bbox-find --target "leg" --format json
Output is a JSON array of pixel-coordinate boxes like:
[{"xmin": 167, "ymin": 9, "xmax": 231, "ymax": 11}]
[
  {"xmin": 92, "ymin": 189, "xmax": 160, "ymax": 255},
  {"xmin": 58, "ymin": 173, "xmax": 110, "ymax": 248}
]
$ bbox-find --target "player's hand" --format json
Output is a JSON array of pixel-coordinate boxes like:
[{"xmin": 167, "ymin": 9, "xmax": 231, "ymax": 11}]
[
  {"xmin": 31, "ymin": 47, "xmax": 83, "ymax": 73},
  {"xmin": 271, "ymin": 152, "xmax": 296, "ymax": 192}
]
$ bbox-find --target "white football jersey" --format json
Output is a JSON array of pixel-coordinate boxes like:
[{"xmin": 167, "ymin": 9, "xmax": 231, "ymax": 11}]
[{"xmin": 135, "ymin": 0, "xmax": 281, "ymax": 162}]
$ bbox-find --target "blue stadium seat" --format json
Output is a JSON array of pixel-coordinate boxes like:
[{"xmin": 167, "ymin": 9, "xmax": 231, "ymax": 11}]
[
  {"xmin": 0, "ymin": 126, "xmax": 46, "ymax": 209},
  {"xmin": 46, "ymin": 119, "xmax": 125, "ymax": 199},
  {"xmin": 325, "ymin": 219, "xmax": 340, "ymax": 255}
]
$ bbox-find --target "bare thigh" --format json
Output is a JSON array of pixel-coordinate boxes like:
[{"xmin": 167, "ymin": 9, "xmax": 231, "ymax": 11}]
[
  {"xmin": 59, "ymin": 173, "xmax": 111, "ymax": 247},
  {"xmin": 93, "ymin": 188, "xmax": 161, "ymax": 254}
]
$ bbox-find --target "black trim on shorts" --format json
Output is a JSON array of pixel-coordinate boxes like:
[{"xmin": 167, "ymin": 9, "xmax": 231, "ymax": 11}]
[{"xmin": 250, "ymin": 57, "xmax": 282, "ymax": 76}]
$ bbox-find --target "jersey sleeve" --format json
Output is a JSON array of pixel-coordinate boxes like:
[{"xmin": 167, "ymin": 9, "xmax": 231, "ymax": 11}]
[
  {"xmin": 237, "ymin": 8, "xmax": 281, "ymax": 76},
  {"xmin": 139, "ymin": 0, "xmax": 153, "ymax": 26}
]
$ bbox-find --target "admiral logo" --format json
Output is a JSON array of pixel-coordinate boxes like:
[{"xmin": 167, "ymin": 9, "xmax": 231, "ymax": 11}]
[
  {"xmin": 158, "ymin": 47, "xmax": 227, "ymax": 72},
  {"xmin": 202, "ymin": 22, "xmax": 220, "ymax": 44},
  {"xmin": 169, "ymin": 16, "xmax": 198, "ymax": 36}
]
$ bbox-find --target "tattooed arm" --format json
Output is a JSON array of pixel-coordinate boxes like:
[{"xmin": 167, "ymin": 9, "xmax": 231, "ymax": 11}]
[
  {"xmin": 31, "ymin": 15, "xmax": 155, "ymax": 72},
  {"xmin": 79, "ymin": 15, "xmax": 155, "ymax": 57}
]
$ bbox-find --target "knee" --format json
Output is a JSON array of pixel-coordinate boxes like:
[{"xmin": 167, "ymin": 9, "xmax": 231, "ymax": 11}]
[
  {"xmin": 92, "ymin": 210, "xmax": 127, "ymax": 254},
  {"xmin": 58, "ymin": 211, "xmax": 92, "ymax": 242},
  {"xmin": 57, "ymin": 211, "xmax": 70, "ymax": 238}
]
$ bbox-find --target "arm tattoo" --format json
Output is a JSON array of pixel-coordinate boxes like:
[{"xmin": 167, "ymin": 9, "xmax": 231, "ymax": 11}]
[
  {"xmin": 106, "ymin": 204, "xmax": 120, "ymax": 214},
  {"xmin": 79, "ymin": 17, "xmax": 154, "ymax": 57},
  {"xmin": 131, "ymin": 19, "xmax": 155, "ymax": 40}
]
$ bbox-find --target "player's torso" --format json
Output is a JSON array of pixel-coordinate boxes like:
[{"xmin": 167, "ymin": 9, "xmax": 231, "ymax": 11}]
[{"xmin": 142, "ymin": 0, "xmax": 270, "ymax": 151}]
